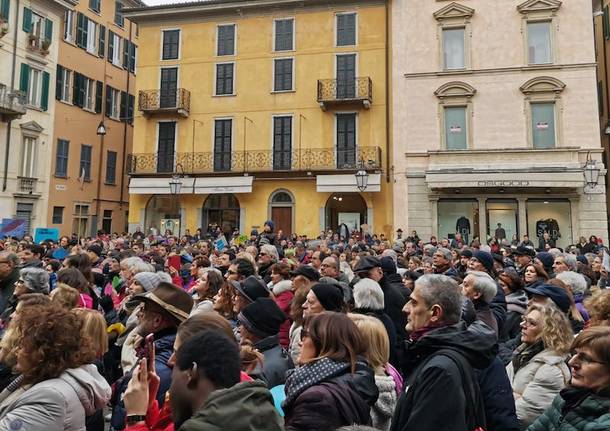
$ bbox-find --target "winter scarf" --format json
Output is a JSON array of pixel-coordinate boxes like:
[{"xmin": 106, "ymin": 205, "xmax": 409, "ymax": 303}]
[{"xmin": 511, "ymin": 340, "xmax": 545, "ymax": 373}]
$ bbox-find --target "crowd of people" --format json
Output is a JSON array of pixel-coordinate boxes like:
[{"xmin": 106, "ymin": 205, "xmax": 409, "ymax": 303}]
[{"xmin": 0, "ymin": 221, "xmax": 609, "ymax": 431}]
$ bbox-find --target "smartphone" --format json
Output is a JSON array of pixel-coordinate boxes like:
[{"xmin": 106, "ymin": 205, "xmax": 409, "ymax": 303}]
[
  {"xmin": 136, "ymin": 333, "xmax": 154, "ymax": 365},
  {"xmin": 168, "ymin": 255, "xmax": 181, "ymax": 272}
]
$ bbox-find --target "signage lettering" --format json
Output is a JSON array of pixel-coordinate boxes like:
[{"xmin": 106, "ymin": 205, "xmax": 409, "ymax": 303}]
[{"xmin": 476, "ymin": 180, "xmax": 530, "ymax": 187}]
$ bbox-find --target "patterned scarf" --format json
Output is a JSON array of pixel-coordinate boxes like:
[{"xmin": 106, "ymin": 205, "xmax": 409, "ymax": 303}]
[
  {"xmin": 511, "ymin": 340, "xmax": 545, "ymax": 373},
  {"xmin": 282, "ymin": 357, "xmax": 350, "ymax": 408}
]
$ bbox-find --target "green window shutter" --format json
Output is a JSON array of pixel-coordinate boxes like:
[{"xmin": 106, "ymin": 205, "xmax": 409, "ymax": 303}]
[
  {"xmin": 73, "ymin": 72, "xmax": 82, "ymax": 106},
  {"xmin": 44, "ymin": 18, "xmax": 53, "ymax": 42},
  {"xmin": 41, "ymin": 71, "xmax": 50, "ymax": 111},
  {"xmin": 98, "ymin": 25, "xmax": 105, "ymax": 57},
  {"xmin": 105, "ymin": 85, "xmax": 112, "ymax": 117},
  {"xmin": 127, "ymin": 94, "xmax": 134, "ymax": 124},
  {"xmin": 55, "ymin": 65, "xmax": 63, "ymax": 101},
  {"xmin": 122, "ymin": 39, "xmax": 129, "ymax": 69},
  {"xmin": 120, "ymin": 91, "xmax": 127, "ymax": 121},
  {"xmin": 531, "ymin": 103, "xmax": 556, "ymax": 149},
  {"xmin": 129, "ymin": 43, "xmax": 136, "ymax": 73},
  {"xmin": 76, "ymin": 13, "xmax": 84, "ymax": 47},
  {"xmin": 19, "ymin": 63, "xmax": 30, "ymax": 93},
  {"xmin": 444, "ymin": 106, "xmax": 467, "ymax": 150},
  {"xmin": 95, "ymin": 81, "xmax": 103, "ymax": 114},
  {"xmin": 22, "ymin": 7, "xmax": 32, "ymax": 33},
  {"xmin": 0, "ymin": 0, "xmax": 10, "ymax": 21},
  {"xmin": 108, "ymin": 31, "xmax": 114, "ymax": 61}
]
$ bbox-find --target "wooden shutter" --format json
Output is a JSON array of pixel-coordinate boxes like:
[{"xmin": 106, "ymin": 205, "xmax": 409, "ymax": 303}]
[
  {"xmin": 337, "ymin": 13, "xmax": 356, "ymax": 46},
  {"xmin": 19, "ymin": 63, "xmax": 29, "ymax": 94},
  {"xmin": 0, "ymin": 0, "xmax": 9, "ymax": 21},
  {"xmin": 105, "ymin": 85, "xmax": 112, "ymax": 118},
  {"xmin": 122, "ymin": 39, "xmax": 129, "ymax": 69},
  {"xmin": 76, "ymin": 13, "xmax": 85, "ymax": 48},
  {"xmin": 95, "ymin": 81, "xmax": 103, "ymax": 114},
  {"xmin": 120, "ymin": 91, "xmax": 127, "ymax": 121},
  {"xmin": 41, "ymin": 71, "xmax": 50, "ymax": 111},
  {"xmin": 127, "ymin": 94, "xmax": 134, "ymax": 124},
  {"xmin": 22, "ymin": 7, "xmax": 32, "ymax": 33},
  {"xmin": 44, "ymin": 18, "xmax": 53, "ymax": 42},
  {"xmin": 98, "ymin": 25, "xmax": 105, "ymax": 57},
  {"xmin": 129, "ymin": 43, "xmax": 136, "ymax": 73},
  {"xmin": 72, "ymin": 72, "xmax": 80, "ymax": 105},
  {"xmin": 56, "ymin": 65, "xmax": 63, "ymax": 101},
  {"xmin": 108, "ymin": 31, "xmax": 114, "ymax": 61}
]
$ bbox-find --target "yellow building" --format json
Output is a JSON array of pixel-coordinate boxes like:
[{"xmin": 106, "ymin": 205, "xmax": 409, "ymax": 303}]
[{"xmin": 124, "ymin": 0, "xmax": 391, "ymax": 238}]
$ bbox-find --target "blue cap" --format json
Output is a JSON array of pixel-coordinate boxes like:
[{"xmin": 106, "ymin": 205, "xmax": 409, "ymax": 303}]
[{"xmin": 524, "ymin": 283, "xmax": 570, "ymax": 313}]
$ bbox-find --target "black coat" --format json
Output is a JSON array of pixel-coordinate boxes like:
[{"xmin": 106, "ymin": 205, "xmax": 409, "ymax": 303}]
[
  {"xmin": 253, "ymin": 334, "xmax": 293, "ymax": 388},
  {"xmin": 475, "ymin": 357, "xmax": 519, "ymax": 431},
  {"xmin": 392, "ymin": 321, "xmax": 496, "ymax": 431},
  {"xmin": 0, "ymin": 267, "xmax": 18, "ymax": 315},
  {"xmin": 379, "ymin": 274, "xmax": 408, "ymax": 343}
]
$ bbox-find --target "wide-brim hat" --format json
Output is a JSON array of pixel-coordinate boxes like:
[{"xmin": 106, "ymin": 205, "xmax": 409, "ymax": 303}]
[
  {"xmin": 290, "ymin": 265, "xmax": 321, "ymax": 282},
  {"xmin": 234, "ymin": 275, "xmax": 270, "ymax": 303},
  {"xmin": 514, "ymin": 245, "xmax": 535, "ymax": 257},
  {"xmin": 131, "ymin": 282, "xmax": 193, "ymax": 324}
]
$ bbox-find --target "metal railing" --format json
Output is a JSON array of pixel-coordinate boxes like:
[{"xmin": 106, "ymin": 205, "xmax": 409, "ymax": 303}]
[
  {"xmin": 317, "ymin": 77, "xmax": 372, "ymax": 104},
  {"xmin": 138, "ymin": 88, "xmax": 190, "ymax": 116},
  {"xmin": 17, "ymin": 177, "xmax": 37, "ymax": 194},
  {"xmin": 127, "ymin": 146, "xmax": 382, "ymax": 175},
  {"xmin": 0, "ymin": 84, "xmax": 27, "ymax": 118}
]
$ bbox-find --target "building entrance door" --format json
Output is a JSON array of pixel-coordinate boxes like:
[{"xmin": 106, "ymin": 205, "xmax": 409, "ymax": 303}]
[{"xmin": 271, "ymin": 207, "xmax": 292, "ymax": 236}]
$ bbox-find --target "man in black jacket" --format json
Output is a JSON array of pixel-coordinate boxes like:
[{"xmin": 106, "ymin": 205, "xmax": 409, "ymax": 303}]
[
  {"xmin": 391, "ymin": 274, "xmax": 495, "ymax": 431},
  {"xmin": 0, "ymin": 252, "xmax": 19, "ymax": 315}
]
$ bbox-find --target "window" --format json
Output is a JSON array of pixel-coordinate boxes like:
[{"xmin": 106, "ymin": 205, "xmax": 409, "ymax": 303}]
[
  {"xmin": 442, "ymin": 28, "xmax": 465, "ymax": 70},
  {"xmin": 89, "ymin": 0, "xmax": 100, "ymax": 13},
  {"xmin": 19, "ymin": 64, "xmax": 49, "ymax": 110},
  {"xmin": 86, "ymin": 18, "xmax": 97, "ymax": 54},
  {"xmin": 72, "ymin": 73, "xmax": 101, "ymax": 112},
  {"xmin": 56, "ymin": 65, "xmax": 72, "ymax": 102},
  {"xmin": 162, "ymin": 29, "xmax": 180, "ymax": 60},
  {"xmin": 444, "ymin": 106, "xmax": 467, "ymax": 150},
  {"xmin": 106, "ymin": 151, "xmax": 117, "ymax": 184},
  {"xmin": 22, "ymin": 8, "xmax": 53, "ymax": 46},
  {"xmin": 16, "ymin": 203, "xmax": 34, "ymax": 235},
  {"xmin": 83, "ymin": 76, "xmax": 95, "ymax": 110},
  {"xmin": 531, "ymin": 103, "xmax": 555, "ymax": 148},
  {"xmin": 273, "ymin": 116, "xmax": 292, "ymax": 170},
  {"xmin": 102, "ymin": 210, "xmax": 112, "ymax": 234},
  {"xmin": 80, "ymin": 144, "xmax": 92, "ymax": 181},
  {"xmin": 114, "ymin": 1, "xmax": 124, "ymax": 27},
  {"xmin": 106, "ymin": 86, "xmax": 121, "ymax": 120},
  {"xmin": 215, "ymin": 63, "xmax": 234, "ymax": 95},
  {"xmin": 52, "ymin": 206, "xmax": 64, "ymax": 224},
  {"xmin": 336, "ymin": 13, "xmax": 356, "ymax": 46},
  {"xmin": 64, "ymin": 9, "xmax": 74, "ymax": 42},
  {"xmin": 108, "ymin": 31, "xmax": 122, "ymax": 66},
  {"xmin": 336, "ymin": 54, "xmax": 356, "ymax": 99},
  {"xmin": 336, "ymin": 113, "xmax": 356, "ymax": 168},
  {"xmin": 0, "ymin": 0, "xmax": 9, "ymax": 23},
  {"xmin": 160, "ymin": 67, "xmax": 178, "ymax": 108},
  {"xmin": 273, "ymin": 58, "xmax": 293, "ymax": 92},
  {"xmin": 599, "ymin": 81, "xmax": 604, "ymax": 117},
  {"xmin": 527, "ymin": 21, "xmax": 552, "ymax": 64},
  {"xmin": 28, "ymin": 67, "xmax": 41, "ymax": 106},
  {"xmin": 73, "ymin": 204, "xmax": 89, "ymax": 237},
  {"xmin": 55, "ymin": 139, "xmax": 69, "ymax": 177},
  {"xmin": 274, "ymin": 19, "xmax": 294, "ymax": 51},
  {"xmin": 157, "ymin": 122, "xmax": 176, "ymax": 173},
  {"xmin": 214, "ymin": 119, "xmax": 232, "ymax": 172},
  {"xmin": 20, "ymin": 136, "xmax": 37, "ymax": 178},
  {"xmin": 217, "ymin": 24, "xmax": 235, "ymax": 56}
]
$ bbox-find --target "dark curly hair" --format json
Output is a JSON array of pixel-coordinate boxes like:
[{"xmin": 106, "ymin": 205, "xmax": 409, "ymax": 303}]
[{"xmin": 16, "ymin": 304, "xmax": 95, "ymax": 385}]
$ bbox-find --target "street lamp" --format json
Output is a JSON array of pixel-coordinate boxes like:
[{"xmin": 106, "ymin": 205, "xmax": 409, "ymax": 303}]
[
  {"xmin": 583, "ymin": 154, "xmax": 601, "ymax": 188},
  {"xmin": 355, "ymin": 159, "xmax": 369, "ymax": 192},
  {"xmin": 96, "ymin": 120, "xmax": 107, "ymax": 136},
  {"xmin": 169, "ymin": 173, "xmax": 182, "ymax": 195}
]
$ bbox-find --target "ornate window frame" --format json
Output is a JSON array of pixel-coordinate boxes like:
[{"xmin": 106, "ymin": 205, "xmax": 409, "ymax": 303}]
[
  {"xmin": 517, "ymin": 0, "xmax": 562, "ymax": 66},
  {"xmin": 519, "ymin": 76, "xmax": 565, "ymax": 148},
  {"xmin": 434, "ymin": 81, "xmax": 477, "ymax": 150},
  {"xmin": 434, "ymin": 2, "xmax": 475, "ymax": 72}
]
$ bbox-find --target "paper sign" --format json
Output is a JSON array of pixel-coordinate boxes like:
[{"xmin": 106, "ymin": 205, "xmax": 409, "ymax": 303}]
[
  {"xmin": 536, "ymin": 122, "xmax": 549, "ymax": 130},
  {"xmin": 34, "ymin": 228, "xmax": 60, "ymax": 244},
  {"xmin": 450, "ymin": 125, "xmax": 462, "ymax": 133}
]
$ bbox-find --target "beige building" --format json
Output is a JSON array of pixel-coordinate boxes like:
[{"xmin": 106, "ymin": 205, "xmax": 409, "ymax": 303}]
[
  {"xmin": 48, "ymin": 0, "xmax": 140, "ymax": 237},
  {"xmin": 0, "ymin": 0, "xmax": 74, "ymax": 236},
  {"xmin": 393, "ymin": 0, "xmax": 608, "ymax": 248}
]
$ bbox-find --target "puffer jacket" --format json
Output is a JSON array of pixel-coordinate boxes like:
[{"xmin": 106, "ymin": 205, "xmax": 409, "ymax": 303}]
[
  {"xmin": 371, "ymin": 373, "xmax": 397, "ymax": 431},
  {"xmin": 527, "ymin": 386, "xmax": 610, "ymax": 431},
  {"xmin": 506, "ymin": 347, "xmax": 570, "ymax": 429},
  {"xmin": 270, "ymin": 279, "xmax": 294, "ymax": 348},
  {"xmin": 179, "ymin": 381, "xmax": 283, "ymax": 431},
  {"xmin": 0, "ymin": 364, "xmax": 111, "ymax": 431}
]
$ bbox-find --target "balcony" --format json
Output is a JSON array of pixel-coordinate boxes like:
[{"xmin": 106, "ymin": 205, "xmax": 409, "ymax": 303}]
[
  {"xmin": 317, "ymin": 77, "xmax": 372, "ymax": 110},
  {"xmin": 0, "ymin": 84, "xmax": 27, "ymax": 121},
  {"xmin": 17, "ymin": 176, "xmax": 37, "ymax": 194},
  {"xmin": 26, "ymin": 34, "xmax": 50, "ymax": 56},
  {"xmin": 138, "ymin": 88, "xmax": 190, "ymax": 117},
  {"xmin": 127, "ymin": 146, "xmax": 382, "ymax": 176}
]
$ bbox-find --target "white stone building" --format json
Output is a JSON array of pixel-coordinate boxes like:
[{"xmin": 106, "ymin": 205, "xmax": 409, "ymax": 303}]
[{"xmin": 392, "ymin": 0, "xmax": 608, "ymax": 248}]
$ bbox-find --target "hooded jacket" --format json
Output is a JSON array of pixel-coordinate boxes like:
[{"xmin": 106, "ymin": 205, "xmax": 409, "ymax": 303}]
[
  {"xmin": 500, "ymin": 290, "xmax": 528, "ymax": 343},
  {"xmin": 271, "ymin": 279, "xmax": 294, "ymax": 348},
  {"xmin": 0, "ymin": 364, "xmax": 111, "ymax": 431},
  {"xmin": 391, "ymin": 321, "xmax": 496, "ymax": 431},
  {"xmin": 178, "ymin": 381, "xmax": 284, "ymax": 431},
  {"xmin": 379, "ymin": 274, "xmax": 408, "ymax": 343}
]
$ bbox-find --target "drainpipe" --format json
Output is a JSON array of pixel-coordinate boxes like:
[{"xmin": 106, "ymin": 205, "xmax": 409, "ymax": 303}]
[
  {"xmin": 119, "ymin": 21, "xmax": 132, "ymax": 220},
  {"xmin": 384, "ymin": 0, "xmax": 390, "ymax": 184},
  {"xmin": 2, "ymin": 0, "xmax": 20, "ymax": 191}
]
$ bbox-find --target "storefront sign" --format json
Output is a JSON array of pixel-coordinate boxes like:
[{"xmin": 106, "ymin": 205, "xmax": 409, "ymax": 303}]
[{"xmin": 476, "ymin": 180, "xmax": 530, "ymax": 187}]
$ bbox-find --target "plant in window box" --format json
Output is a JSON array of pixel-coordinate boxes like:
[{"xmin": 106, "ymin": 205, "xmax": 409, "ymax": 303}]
[
  {"xmin": 27, "ymin": 32, "xmax": 39, "ymax": 49},
  {"xmin": 0, "ymin": 18, "xmax": 8, "ymax": 38},
  {"xmin": 40, "ymin": 38, "xmax": 50, "ymax": 54}
]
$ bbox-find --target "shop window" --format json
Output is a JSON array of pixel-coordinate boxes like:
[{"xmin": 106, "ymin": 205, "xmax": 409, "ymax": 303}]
[
  {"xmin": 486, "ymin": 199, "xmax": 518, "ymax": 243},
  {"xmin": 437, "ymin": 199, "xmax": 479, "ymax": 244},
  {"xmin": 526, "ymin": 199, "xmax": 571, "ymax": 250}
]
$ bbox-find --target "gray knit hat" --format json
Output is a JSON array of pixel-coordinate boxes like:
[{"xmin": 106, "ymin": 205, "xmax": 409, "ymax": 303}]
[
  {"xmin": 134, "ymin": 272, "xmax": 163, "ymax": 292},
  {"xmin": 19, "ymin": 267, "xmax": 50, "ymax": 294}
]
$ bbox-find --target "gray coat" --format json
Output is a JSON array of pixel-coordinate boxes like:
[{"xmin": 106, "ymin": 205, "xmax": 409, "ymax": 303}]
[{"xmin": 0, "ymin": 364, "xmax": 111, "ymax": 431}]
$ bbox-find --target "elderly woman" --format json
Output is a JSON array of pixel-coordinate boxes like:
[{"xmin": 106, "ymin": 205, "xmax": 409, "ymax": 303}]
[
  {"xmin": 0, "ymin": 267, "xmax": 49, "ymax": 324},
  {"xmin": 283, "ymin": 312, "xmax": 378, "ymax": 431},
  {"xmin": 506, "ymin": 303, "xmax": 573, "ymax": 429},
  {"xmin": 528, "ymin": 326, "xmax": 610, "ymax": 430},
  {"xmin": 556, "ymin": 271, "xmax": 589, "ymax": 323}
]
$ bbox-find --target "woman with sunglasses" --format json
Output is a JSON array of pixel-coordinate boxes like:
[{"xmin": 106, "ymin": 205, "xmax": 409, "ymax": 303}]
[
  {"xmin": 282, "ymin": 312, "xmax": 378, "ymax": 431},
  {"xmin": 506, "ymin": 303, "xmax": 573, "ymax": 429},
  {"xmin": 527, "ymin": 326, "xmax": 610, "ymax": 430}
]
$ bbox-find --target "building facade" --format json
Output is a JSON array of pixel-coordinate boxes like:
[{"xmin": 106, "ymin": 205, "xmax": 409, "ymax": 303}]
[
  {"xmin": 393, "ymin": 0, "xmax": 608, "ymax": 248},
  {"xmin": 48, "ymin": 0, "xmax": 140, "ymax": 237},
  {"xmin": 125, "ymin": 0, "xmax": 391, "ymax": 238},
  {"xmin": 0, "ymin": 0, "xmax": 74, "ymax": 236}
]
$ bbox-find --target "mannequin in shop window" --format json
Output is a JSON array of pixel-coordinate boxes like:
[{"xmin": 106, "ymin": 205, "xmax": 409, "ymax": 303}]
[
  {"xmin": 536, "ymin": 218, "xmax": 561, "ymax": 250},
  {"xmin": 495, "ymin": 223, "xmax": 506, "ymax": 241},
  {"xmin": 456, "ymin": 216, "xmax": 471, "ymax": 244}
]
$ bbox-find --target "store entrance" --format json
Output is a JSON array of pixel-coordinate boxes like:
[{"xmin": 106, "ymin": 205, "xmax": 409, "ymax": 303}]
[{"xmin": 325, "ymin": 193, "xmax": 367, "ymax": 234}]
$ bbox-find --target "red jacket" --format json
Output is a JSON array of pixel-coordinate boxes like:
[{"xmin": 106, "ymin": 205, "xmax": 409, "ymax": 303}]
[{"xmin": 271, "ymin": 280, "xmax": 294, "ymax": 349}]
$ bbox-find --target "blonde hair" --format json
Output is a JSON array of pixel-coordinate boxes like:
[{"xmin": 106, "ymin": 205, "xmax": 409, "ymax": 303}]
[
  {"xmin": 51, "ymin": 283, "xmax": 80, "ymax": 310},
  {"xmin": 348, "ymin": 313, "xmax": 389, "ymax": 374},
  {"xmin": 236, "ymin": 251, "xmax": 257, "ymax": 271},
  {"xmin": 585, "ymin": 290, "xmax": 610, "ymax": 327},
  {"xmin": 526, "ymin": 303, "xmax": 573, "ymax": 355},
  {"xmin": 73, "ymin": 308, "xmax": 108, "ymax": 357}
]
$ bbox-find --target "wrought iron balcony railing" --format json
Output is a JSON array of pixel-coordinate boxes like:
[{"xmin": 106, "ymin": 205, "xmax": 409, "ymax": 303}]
[
  {"xmin": 317, "ymin": 77, "xmax": 372, "ymax": 110},
  {"xmin": 17, "ymin": 176, "xmax": 37, "ymax": 194},
  {"xmin": 138, "ymin": 88, "xmax": 190, "ymax": 117},
  {"xmin": 0, "ymin": 84, "xmax": 27, "ymax": 121},
  {"xmin": 127, "ymin": 146, "xmax": 382, "ymax": 175}
]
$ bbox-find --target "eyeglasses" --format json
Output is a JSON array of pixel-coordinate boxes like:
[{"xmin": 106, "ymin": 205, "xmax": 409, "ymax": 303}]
[
  {"xmin": 15, "ymin": 279, "xmax": 25, "ymax": 284},
  {"xmin": 571, "ymin": 351, "xmax": 607, "ymax": 366},
  {"xmin": 227, "ymin": 269, "xmax": 238, "ymax": 275},
  {"xmin": 521, "ymin": 316, "xmax": 539, "ymax": 327}
]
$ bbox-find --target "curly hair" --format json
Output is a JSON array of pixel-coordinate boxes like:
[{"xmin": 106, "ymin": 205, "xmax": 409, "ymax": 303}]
[
  {"xmin": 16, "ymin": 304, "xmax": 96, "ymax": 385},
  {"xmin": 213, "ymin": 281, "xmax": 237, "ymax": 320},
  {"xmin": 525, "ymin": 303, "xmax": 573, "ymax": 355},
  {"xmin": 585, "ymin": 290, "xmax": 610, "ymax": 327},
  {"xmin": 50, "ymin": 283, "xmax": 80, "ymax": 310}
]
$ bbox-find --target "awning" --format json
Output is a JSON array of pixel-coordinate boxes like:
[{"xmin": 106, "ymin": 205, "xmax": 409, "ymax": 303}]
[
  {"xmin": 129, "ymin": 176, "xmax": 253, "ymax": 194},
  {"xmin": 316, "ymin": 173, "xmax": 381, "ymax": 193},
  {"xmin": 425, "ymin": 170, "xmax": 584, "ymax": 189}
]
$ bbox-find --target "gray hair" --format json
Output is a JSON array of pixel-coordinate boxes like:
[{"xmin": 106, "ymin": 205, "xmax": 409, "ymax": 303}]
[
  {"xmin": 435, "ymin": 247, "xmax": 452, "ymax": 261},
  {"xmin": 381, "ymin": 249, "xmax": 398, "ymax": 263},
  {"xmin": 423, "ymin": 244, "xmax": 437, "ymax": 255},
  {"xmin": 121, "ymin": 256, "xmax": 154, "ymax": 274},
  {"xmin": 548, "ymin": 248, "xmax": 562, "ymax": 258},
  {"xmin": 465, "ymin": 270, "xmax": 497, "ymax": 304},
  {"xmin": 260, "ymin": 244, "xmax": 279, "ymax": 261},
  {"xmin": 415, "ymin": 274, "xmax": 462, "ymax": 325},
  {"xmin": 556, "ymin": 271, "xmax": 587, "ymax": 296},
  {"xmin": 0, "ymin": 252, "xmax": 18, "ymax": 267},
  {"xmin": 19, "ymin": 267, "xmax": 49, "ymax": 294},
  {"xmin": 156, "ymin": 271, "xmax": 172, "ymax": 283},
  {"xmin": 584, "ymin": 253, "xmax": 597, "ymax": 265},
  {"xmin": 353, "ymin": 278, "xmax": 384, "ymax": 310},
  {"xmin": 558, "ymin": 253, "xmax": 578, "ymax": 272}
]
